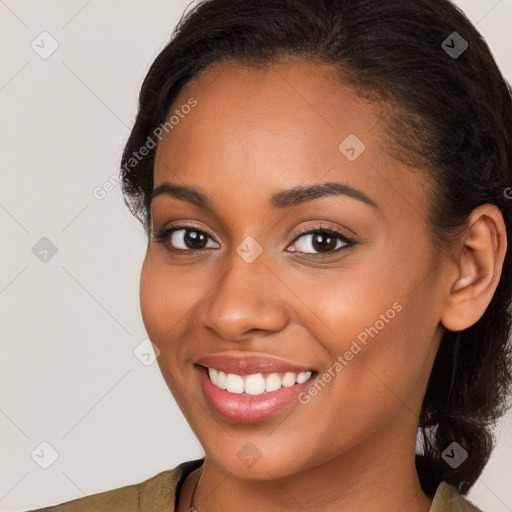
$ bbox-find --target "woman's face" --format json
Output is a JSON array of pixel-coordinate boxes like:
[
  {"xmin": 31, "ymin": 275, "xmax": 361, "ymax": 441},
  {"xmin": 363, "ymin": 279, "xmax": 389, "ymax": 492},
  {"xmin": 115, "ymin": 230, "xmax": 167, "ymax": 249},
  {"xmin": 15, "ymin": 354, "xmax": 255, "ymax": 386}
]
[{"xmin": 140, "ymin": 59, "xmax": 447, "ymax": 479}]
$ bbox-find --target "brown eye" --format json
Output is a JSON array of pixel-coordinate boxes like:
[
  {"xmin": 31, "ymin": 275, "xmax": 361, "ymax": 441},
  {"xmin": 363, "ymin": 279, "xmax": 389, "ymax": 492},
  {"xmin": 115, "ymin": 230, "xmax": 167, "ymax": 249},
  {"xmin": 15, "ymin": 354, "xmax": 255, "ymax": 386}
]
[
  {"xmin": 181, "ymin": 230, "xmax": 209, "ymax": 250},
  {"xmin": 153, "ymin": 227, "xmax": 219, "ymax": 251},
  {"xmin": 288, "ymin": 229, "xmax": 353, "ymax": 255}
]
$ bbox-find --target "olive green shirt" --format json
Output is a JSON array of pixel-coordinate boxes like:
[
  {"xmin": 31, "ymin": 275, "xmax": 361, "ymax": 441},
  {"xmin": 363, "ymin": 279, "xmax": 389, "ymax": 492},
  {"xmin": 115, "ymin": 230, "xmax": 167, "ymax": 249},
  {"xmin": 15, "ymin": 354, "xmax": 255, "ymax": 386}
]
[{"xmin": 26, "ymin": 458, "xmax": 483, "ymax": 511}]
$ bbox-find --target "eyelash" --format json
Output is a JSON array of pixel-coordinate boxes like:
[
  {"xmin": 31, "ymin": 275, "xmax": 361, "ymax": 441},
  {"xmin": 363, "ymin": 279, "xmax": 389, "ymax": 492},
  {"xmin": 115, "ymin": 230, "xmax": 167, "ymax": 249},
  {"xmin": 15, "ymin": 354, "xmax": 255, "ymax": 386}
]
[{"xmin": 151, "ymin": 223, "xmax": 356, "ymax": 259}]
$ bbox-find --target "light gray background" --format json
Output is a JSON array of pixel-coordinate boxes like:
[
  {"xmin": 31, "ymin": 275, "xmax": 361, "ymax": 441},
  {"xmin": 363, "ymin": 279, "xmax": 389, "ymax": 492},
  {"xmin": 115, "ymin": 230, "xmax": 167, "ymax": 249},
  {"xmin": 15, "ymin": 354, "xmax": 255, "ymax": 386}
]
[{"xmin": 1, "ymin": 1, "xmax": 511, "ymax": 511}]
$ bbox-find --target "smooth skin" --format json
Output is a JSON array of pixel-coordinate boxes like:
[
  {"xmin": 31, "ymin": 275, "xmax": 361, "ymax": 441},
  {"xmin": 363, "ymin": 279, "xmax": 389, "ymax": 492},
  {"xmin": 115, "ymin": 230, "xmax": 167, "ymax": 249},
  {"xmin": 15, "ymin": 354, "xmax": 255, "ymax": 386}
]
[{"xmin": 139, "ymin": 59, "xmax": 507, "ymax": 512}]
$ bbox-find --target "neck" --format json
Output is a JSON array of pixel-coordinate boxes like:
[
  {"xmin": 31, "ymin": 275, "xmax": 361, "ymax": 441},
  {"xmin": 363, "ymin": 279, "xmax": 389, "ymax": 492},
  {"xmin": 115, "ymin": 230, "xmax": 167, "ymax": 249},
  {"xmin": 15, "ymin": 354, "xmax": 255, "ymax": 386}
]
[{"xmin": 182, "ymin": 413, "xmax": 433, "ymax": 512}]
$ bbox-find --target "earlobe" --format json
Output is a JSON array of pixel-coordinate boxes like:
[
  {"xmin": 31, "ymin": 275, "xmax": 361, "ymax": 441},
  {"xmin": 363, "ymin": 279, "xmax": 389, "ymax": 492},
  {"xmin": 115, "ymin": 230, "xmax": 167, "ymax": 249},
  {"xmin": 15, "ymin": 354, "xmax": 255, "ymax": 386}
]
[{"xmin": 440, "ymin": 204, "xmax": 507, "ymax": 332}]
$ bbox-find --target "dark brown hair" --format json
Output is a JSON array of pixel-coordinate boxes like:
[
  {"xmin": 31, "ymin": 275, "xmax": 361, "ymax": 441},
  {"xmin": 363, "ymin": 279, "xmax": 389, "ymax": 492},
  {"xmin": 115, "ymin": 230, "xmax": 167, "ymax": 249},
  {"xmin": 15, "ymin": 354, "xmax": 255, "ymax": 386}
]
[{"xmin": 120, "ymin": 0, "xmax": 512, "ymax": 496}]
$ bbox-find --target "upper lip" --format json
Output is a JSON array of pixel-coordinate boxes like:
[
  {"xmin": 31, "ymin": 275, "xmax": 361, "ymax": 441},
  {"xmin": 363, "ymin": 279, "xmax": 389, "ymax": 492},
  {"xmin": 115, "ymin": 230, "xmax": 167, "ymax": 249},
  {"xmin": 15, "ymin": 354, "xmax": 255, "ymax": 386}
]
[{"xmin": 194, "ymin": 354, "xmax": 314, "ymax": 375}]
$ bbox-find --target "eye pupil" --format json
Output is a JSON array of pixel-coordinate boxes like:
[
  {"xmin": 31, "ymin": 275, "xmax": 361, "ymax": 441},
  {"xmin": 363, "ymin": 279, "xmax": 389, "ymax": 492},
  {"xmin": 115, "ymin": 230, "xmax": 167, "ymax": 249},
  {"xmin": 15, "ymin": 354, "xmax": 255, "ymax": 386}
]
[
  {"xmin": 185, "ymin": 230, "xmax": 207, "ymax": 249},
  {"xmin": 312, "ymin": 233, "xmax": 337, "ymax": 253}
]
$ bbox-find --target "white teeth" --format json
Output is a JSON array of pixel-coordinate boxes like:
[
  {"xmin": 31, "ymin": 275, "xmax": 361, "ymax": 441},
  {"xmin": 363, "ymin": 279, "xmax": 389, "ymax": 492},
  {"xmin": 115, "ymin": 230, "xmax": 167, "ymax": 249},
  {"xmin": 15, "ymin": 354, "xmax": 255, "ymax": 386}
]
[
  {"xmin": 244, "ymin": 374, "xmax": 266, "ymax": 395},
  {"xmin": 209, "ymin": 368, "xmax": 218, "ymax": 382},
  {"xmin": 207, "ymin": 368, "xmax": 313, "ymax": 396},
  {"xmin": 226, "ymin": 373, "xmax": 244, "ymax": 394},
  {"xmin": 217, "ymin": 370, "xmax": 227, "ymax": 389},
  {"xmin": 281, "ymin": 372, "xmax": 296, "ymax": 387},
  {"xmin": 265, "ymin": 373, "xmax": 282, "ymax": 392},
  {"xmin": 208, "ymin": 368, "xmax": 229, "ymax": 391},
  {"xmin": 296, "ymin": 371, "xmax": 310, "ymax": 384}
]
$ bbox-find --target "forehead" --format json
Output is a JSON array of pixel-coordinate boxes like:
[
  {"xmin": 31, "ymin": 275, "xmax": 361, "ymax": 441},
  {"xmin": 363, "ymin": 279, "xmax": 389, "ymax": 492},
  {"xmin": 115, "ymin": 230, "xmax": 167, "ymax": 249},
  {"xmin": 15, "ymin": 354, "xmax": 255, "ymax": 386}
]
[
  {"xmin": 153, "ymin": 59, "xmax": 429, "ymax": 224},
  {"xmin": 156, "ymin": 59, "xmax": 383, "ymax": 173},
  {"xmin": 165, "ymin": 58, "xmax": 381, "ymax": 143}
]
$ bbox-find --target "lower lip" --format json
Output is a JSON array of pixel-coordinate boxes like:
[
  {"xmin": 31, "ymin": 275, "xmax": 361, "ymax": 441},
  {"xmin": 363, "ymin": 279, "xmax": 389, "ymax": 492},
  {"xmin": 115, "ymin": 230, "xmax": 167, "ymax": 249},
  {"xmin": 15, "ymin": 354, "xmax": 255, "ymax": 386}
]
[{"xmin": 195, "ymin": 365, "xmax": 315, "ymax": 424}]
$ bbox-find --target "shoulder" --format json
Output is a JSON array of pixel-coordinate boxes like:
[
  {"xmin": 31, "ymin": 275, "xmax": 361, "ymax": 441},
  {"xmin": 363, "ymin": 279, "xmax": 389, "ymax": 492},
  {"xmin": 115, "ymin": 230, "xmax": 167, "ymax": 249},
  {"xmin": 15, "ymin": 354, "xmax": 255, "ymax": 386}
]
[
  {"xmin": 25, "ymin": 458, "xmax": 204, "ymax": 512},
  {"xmin": 430, "ymin": 482, "xmax": 484, "ymax": 512}
]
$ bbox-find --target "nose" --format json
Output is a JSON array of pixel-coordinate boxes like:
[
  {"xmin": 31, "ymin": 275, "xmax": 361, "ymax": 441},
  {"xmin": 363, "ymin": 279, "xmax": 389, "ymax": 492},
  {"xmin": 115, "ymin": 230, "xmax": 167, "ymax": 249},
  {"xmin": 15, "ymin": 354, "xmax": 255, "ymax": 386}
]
[{"xmin": 199, "ymin": 249, "xmax": 288, "ymax": 342}]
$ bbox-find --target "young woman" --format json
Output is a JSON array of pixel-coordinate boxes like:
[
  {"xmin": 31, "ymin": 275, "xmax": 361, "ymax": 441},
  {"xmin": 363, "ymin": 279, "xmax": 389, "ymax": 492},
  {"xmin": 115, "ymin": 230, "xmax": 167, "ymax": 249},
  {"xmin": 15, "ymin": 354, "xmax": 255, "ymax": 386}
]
[{"xmin": 28, "ymin": 0, "xmax": 511, "ymax": 510}]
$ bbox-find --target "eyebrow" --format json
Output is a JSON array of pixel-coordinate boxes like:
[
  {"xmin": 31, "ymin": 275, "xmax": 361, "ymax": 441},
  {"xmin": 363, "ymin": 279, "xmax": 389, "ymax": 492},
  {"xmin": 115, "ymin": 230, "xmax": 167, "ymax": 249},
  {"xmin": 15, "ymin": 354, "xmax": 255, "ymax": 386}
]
[{"xmin": 150, "ymin": 181, "xmax": 378, "ymax": 210}]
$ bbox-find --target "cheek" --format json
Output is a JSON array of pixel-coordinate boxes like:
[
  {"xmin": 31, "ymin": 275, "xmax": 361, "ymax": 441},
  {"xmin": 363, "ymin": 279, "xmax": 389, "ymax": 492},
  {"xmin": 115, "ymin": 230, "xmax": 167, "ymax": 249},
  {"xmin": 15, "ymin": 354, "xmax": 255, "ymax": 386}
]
[
  {"xmin": 139, "ymin": 248, "xmax": 200, "ymax": 344},
  {"xmin": 286, "ymin": 261, "xmax": 402, "ymax": 353},
  {"xmin": 139, "ymin": 252, "xmax": 165, "ymax": 339},
  {"xmin": 290, "ymin": 250, "xmax": 437, "ymax": 399}
]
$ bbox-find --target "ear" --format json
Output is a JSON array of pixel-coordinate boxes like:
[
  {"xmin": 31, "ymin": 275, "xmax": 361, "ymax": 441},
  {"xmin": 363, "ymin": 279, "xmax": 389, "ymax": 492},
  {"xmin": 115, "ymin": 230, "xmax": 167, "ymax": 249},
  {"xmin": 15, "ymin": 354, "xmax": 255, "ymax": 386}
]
[{"xmin": 440, "ymin": 204, "xmax": 507, "ymax": 332}]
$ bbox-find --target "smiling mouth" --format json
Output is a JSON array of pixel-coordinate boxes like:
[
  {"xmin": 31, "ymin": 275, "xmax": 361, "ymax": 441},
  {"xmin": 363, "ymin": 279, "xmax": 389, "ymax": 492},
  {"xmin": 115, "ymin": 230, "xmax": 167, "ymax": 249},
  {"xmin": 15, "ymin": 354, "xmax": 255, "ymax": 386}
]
[{"xmin": 199, "ymin": 365, "xmax": 315, "ymax": 396}]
